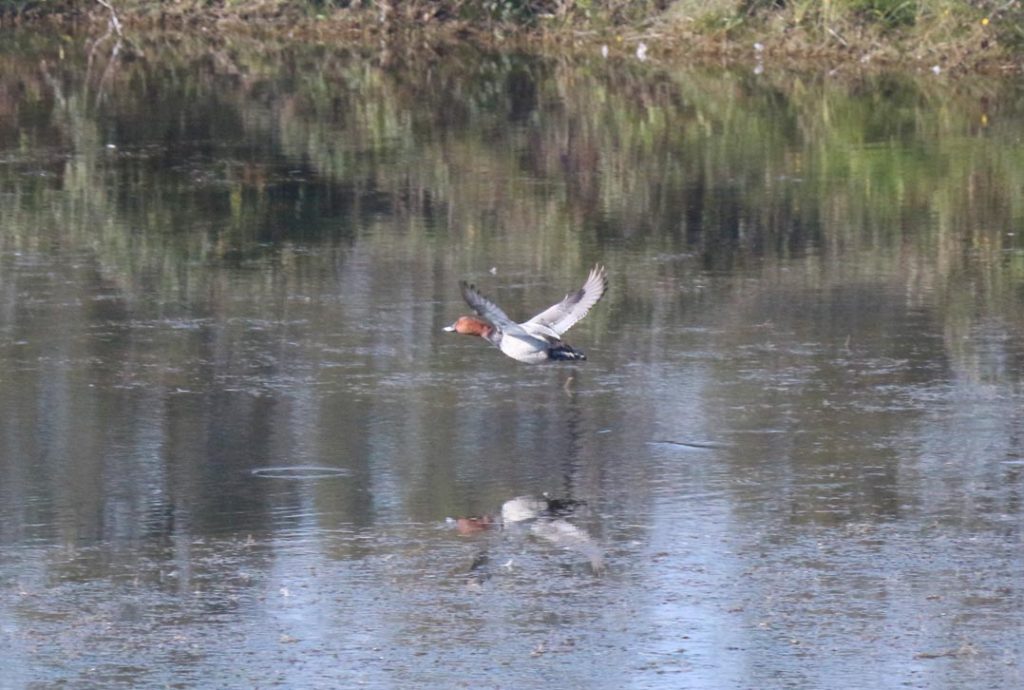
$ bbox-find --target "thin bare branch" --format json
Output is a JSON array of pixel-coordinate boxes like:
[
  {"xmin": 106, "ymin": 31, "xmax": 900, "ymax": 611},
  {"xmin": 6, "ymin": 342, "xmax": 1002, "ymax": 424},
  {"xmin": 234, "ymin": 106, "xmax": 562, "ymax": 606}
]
[{"xmin": 94, "ymin": 0, "xmax": 123, "ymax": 38}]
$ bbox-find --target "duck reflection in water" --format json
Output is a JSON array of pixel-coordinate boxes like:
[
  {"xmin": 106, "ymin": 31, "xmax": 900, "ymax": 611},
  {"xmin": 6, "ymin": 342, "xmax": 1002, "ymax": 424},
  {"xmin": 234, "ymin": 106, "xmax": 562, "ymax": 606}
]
[{"xmin": 448, "ymin": 495, "xmax": 604, "ymax": 575}]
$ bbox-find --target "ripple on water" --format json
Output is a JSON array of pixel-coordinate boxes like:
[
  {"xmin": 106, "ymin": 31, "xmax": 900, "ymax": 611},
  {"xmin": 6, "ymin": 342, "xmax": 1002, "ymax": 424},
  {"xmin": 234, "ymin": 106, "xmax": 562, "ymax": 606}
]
[{"xmin": 250, "ymin": 466, "xmax": 351, "ymax": 480}]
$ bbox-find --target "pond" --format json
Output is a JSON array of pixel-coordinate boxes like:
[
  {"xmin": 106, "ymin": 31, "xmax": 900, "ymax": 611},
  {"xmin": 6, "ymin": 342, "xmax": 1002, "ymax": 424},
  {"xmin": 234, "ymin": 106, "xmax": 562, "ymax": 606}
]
[{"xmin": 1, "ymin": 29, "xmax": 1022, "ymax": 688}]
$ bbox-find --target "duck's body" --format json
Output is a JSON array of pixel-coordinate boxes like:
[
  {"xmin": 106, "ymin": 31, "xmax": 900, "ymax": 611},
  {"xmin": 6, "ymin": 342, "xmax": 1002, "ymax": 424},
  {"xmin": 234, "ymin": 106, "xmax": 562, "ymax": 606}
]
[{"xmin": 444, "ymin": 265, "xmax": 608, "ymax": 364}]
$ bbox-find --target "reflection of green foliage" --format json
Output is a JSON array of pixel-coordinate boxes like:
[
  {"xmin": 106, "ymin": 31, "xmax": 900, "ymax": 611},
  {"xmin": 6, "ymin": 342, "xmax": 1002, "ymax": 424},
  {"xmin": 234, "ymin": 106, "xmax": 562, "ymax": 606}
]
[{"xmin": 1, "ymin": 32, "xmax": 1023, "ymax": 327}]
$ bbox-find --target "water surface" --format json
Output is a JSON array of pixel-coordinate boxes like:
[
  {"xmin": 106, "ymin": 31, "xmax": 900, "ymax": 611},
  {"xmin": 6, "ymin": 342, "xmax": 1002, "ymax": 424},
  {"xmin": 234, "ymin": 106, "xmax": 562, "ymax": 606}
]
[{"xmin": 1, "ymin": 31, "xmax": 1022, "ymax": 688}]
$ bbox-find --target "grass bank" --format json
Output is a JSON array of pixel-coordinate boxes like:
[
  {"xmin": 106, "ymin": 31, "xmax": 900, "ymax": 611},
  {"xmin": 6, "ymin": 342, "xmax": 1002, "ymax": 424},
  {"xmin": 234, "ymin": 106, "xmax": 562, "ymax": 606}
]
[{"xmin": 2, "ymin": 0, "xmax": 1022, "ymax": 73}]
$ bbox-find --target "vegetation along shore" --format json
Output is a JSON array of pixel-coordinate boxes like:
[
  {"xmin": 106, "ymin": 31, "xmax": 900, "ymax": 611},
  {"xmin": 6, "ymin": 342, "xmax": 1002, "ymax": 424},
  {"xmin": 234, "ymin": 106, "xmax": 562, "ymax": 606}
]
[{"xmin": 2, "ymin": 0, "xmax": 1023, "ymax": 74}]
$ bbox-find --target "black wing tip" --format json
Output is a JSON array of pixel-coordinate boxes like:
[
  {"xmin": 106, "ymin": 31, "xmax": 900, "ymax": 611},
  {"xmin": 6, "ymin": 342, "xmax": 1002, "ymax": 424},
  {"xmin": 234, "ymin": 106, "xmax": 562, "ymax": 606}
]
[
  {"xmin": 458, "ymin": 280, "xmax": 494, "ymax": 317},
  {"xmin": 459, "ymin": 281, "xmax": 481, "ymax": 300}
]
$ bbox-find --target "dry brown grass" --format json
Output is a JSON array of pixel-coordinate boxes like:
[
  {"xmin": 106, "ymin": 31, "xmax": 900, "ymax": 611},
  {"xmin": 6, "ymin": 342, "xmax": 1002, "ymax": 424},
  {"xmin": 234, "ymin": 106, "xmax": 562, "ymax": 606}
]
[{"xmin": 4, "ymin": 0, "xmax": 1020, "ymax": 73}]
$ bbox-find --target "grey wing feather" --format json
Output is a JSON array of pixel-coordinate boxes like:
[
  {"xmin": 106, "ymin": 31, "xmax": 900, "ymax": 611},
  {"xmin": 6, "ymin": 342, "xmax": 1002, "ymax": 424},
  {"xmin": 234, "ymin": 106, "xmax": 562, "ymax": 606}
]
[
  {"xmin": 460, "ymin": 281, "xmax": 521, "ymax": 332},
  {"xmin": 524, "ymin": 265, "xmax": 609, "ymax": 336}
]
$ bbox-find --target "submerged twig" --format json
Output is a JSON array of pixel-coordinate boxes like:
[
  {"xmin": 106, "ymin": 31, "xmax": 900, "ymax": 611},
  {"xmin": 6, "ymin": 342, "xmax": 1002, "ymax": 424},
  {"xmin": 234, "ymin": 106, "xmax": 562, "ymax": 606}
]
[
  {"xmin": 827, "ymin": 26, "xmax": 849, "ymax": 47},
  {"xmin": 647, "ymin": 439, "xmax": 728, "ymax": 450},
  {"xmin": 86, "ymin": 0, "xmax": 130, "ymax": 108},
  {"xmin": 95, "ymin": 0, "xmax": 123, "ymax": 38}
]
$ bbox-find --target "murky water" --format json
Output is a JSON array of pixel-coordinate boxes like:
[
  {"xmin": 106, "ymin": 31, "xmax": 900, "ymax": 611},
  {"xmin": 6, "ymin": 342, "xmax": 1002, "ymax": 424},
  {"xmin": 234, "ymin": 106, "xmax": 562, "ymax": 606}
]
[{"xmin": 1, "ymin": 30, "xmax": 1023, "ymax": 688}]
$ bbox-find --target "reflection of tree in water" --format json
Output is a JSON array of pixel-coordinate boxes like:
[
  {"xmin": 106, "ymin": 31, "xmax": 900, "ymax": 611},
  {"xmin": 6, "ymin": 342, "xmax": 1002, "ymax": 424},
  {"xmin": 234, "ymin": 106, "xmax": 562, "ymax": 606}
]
[{"xmin": 6, "ymin": 34, "xmax": 1024, "ymax": 290}]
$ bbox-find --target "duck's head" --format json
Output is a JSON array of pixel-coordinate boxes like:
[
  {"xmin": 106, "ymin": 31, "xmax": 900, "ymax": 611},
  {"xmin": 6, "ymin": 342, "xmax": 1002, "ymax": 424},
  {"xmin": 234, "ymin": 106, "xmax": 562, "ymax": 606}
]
[
  {"xmin": 443, "ymin": 316, "xmax": 493, "ymax": 337},
  {"xmin": 452, "ymin": 515, "xmax": 496, "ymax": 535}
]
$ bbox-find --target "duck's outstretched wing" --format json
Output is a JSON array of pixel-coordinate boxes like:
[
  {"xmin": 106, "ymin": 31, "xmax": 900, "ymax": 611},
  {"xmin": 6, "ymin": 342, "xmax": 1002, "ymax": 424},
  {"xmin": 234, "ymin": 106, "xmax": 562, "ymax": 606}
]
[
  {"xmin": 524, "ymin": 265, "xmax": 608, "ymax": 336},
  {"xmin": 460, "ymin": 281, "xmax": 520, "ymax": 332}
]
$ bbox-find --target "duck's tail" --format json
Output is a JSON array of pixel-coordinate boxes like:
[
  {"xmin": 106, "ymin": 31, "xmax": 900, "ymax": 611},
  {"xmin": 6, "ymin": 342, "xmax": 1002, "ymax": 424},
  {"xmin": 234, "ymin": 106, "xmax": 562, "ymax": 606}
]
[{"xmin": 549, "ymin": 344, "xmax": 586, "ymax": 361}]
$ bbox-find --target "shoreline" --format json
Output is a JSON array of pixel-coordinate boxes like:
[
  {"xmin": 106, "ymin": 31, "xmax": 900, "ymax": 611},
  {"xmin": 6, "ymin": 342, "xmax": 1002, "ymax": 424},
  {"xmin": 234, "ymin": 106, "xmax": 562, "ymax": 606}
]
[{"xmin": 3, "ymin": 0, "xmax": 1022, "ymax": 76}]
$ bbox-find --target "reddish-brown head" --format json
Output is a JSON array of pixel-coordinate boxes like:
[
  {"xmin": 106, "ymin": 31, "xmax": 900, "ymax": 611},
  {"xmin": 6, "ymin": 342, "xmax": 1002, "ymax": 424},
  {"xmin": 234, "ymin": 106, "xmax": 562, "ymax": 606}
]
[
  {"xmin": 443, "ymin": 316, "xmax": 493, "ymax": 338},
  {"xmin": 453, "ymin": 515, "xmax": 496, "ymax": 535}
]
